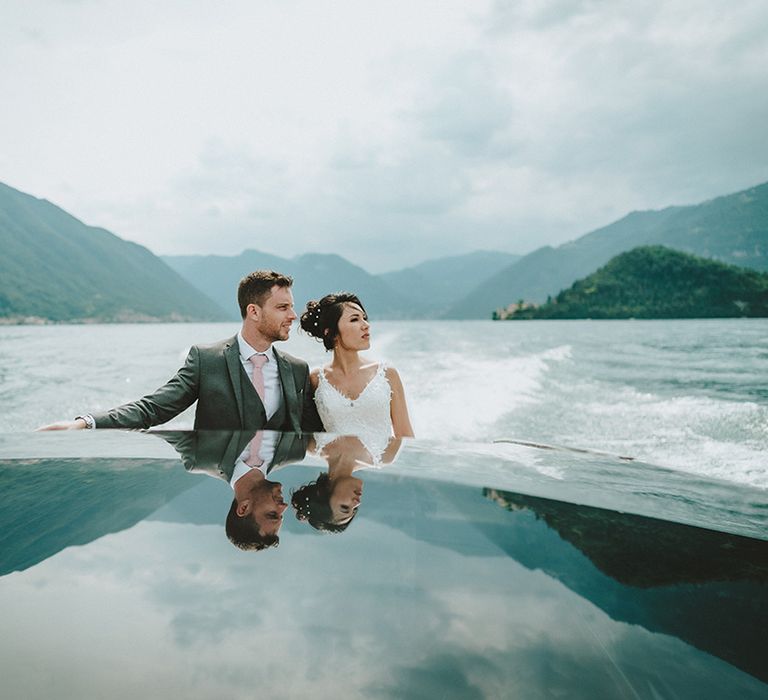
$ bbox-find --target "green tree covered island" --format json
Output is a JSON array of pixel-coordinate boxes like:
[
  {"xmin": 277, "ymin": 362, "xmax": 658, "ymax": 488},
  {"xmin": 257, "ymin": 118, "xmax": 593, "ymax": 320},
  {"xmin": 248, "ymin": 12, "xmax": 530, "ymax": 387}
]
[{"xmin": 497, "ymin": 246, "xmax": 768, "ymax": 319}]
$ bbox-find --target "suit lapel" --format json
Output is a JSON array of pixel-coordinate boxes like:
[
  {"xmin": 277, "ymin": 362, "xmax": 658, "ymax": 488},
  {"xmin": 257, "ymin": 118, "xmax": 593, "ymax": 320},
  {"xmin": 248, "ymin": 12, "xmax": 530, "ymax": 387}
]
[
  {"xmin": 274, "ymin": 349, "xmax": 301, "ymax": 433},
  {"xmin": 219, "ymin": 431, "xmax": 254, "ymax": 481},
  {"xmin": 266, "ymin": 432, "xmax": 308, "ymax": 474},
  {"xmin": 224, "ymin": 337, "xmax": 245, "ymax": 428},
  {"xmin": 265, "ymin": 431, "xmax": 287, "ymax": 475}
]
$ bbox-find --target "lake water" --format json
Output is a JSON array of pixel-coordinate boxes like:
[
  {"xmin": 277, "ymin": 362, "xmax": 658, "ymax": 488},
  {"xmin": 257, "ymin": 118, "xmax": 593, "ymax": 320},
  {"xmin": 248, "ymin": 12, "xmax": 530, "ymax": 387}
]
[
  {"xmin": 2, "ymin": 319, "xmax": 767, "ymax": 697},
  {"xmin": 1, "ymin": 449, "xmax": 766, "ymax": 699},
  {"xmin": 1, "ymin": 318, "xmax": 766, "ymax": 489}
]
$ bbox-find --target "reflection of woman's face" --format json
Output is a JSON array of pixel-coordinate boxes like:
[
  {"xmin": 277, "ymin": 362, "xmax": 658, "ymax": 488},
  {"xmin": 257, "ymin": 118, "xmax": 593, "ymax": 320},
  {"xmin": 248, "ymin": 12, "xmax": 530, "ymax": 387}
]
[
  {"xmin": 329, "ymin": 476, "xmax": 363, "ymax": 524},
  {"xmin": 335, "ymin": 303, "xmax": 370, "ymax": 351}
]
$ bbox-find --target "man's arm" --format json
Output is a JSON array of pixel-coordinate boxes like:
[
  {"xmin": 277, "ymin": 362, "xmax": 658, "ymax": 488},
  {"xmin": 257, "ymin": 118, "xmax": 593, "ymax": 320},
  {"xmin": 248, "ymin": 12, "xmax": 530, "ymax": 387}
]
[
  {"xmin": 39, "ymin": 347, "xmax": 201, "ymax": 431},
  {"xmin": 37, "ymin": 418, "xmax": 89, "ymax": 431},
  {"xmin": 92, "ymin": 346, "xmax": 201, "ymax": 429}
]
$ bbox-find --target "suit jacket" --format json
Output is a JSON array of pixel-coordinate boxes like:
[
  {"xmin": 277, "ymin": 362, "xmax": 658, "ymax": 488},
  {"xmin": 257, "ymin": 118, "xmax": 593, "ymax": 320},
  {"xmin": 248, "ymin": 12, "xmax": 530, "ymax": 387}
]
[
  {"xmin": 92, "ymin": 335, "xmax": 323, "ymax": 432},
  {"xmin": 156, "ymin": 429, "xmax": 310, "ymax": 482}
]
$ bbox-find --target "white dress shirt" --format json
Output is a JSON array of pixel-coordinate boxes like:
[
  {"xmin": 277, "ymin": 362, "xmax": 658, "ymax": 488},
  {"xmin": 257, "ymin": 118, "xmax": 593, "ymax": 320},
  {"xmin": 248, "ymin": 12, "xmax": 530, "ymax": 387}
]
[{"xmin": 229, "ymin": 430, "xmax": 279, "ymax": 489}]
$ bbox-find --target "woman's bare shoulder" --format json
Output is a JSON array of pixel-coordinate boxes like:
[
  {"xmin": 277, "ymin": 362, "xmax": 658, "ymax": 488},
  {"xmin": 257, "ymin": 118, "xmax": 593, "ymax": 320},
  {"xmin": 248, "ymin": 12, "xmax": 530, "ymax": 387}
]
[
  {"xmin": 309, "ymin": 367, "xmax": 323, "ymax": 389},
  {"xmin": 384, "ymin": 365, "xmax": 403, "ymax": 385}
]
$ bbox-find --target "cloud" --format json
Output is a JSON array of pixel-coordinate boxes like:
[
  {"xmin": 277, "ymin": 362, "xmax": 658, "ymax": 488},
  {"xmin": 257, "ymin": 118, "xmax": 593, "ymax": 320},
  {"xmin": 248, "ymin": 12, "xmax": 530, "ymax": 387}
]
[
  {"xmin": 410, "ymin": 52, "xmax": 517, "ymax": 158},
  {"xmin": 484, "ymin": 0, "xmax": 609, "ymax": 33},
  {"xmin": 367, "ymin": 653, "xmax": 487, "ymax": 699},
  {"xmin": 1, "ymin": 0, "xmax": 767, "ymax": 270},
  {"xmin": 2, "ymin": 484, "xmax": 763, "ymax": 699}
]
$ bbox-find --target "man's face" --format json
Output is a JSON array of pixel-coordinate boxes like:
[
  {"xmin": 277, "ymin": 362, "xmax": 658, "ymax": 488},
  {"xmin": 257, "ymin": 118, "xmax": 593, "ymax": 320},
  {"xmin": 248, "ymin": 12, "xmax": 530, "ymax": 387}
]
[
  {"xmin": 255, "ymin": 285, "xmax": 297, "ymax": 342},
  {"xmin": 250, "ymin": 481, "xmax": 289, "ymax": 537}
]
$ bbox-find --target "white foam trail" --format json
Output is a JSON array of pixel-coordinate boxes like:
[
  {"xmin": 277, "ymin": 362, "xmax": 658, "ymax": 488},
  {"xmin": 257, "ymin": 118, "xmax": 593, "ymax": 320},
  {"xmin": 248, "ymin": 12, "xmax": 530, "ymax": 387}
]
[
  {"xmin": 530, "ymin": 379, "xmax": 768, "ymax": 490},
  {"xmin": 405, "ymin": 345, "xmax": 573, "ymax": 441}
]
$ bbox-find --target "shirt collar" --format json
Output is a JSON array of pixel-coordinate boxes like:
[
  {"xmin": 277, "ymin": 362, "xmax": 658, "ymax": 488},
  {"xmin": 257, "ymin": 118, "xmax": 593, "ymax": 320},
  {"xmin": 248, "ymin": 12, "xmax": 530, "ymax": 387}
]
[
  {"xmin": 230, "ymin": 460, "xmax": 268, "ymax": 488},
  {"xmin": 237, "ymin": 332, "xmax": 274, "ymax": 363}
]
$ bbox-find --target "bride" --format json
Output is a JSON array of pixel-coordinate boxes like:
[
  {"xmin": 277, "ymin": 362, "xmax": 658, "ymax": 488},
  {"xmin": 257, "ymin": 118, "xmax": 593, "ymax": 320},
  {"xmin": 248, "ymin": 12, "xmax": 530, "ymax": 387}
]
[
  {"xmin": 300, "ymin": 292, "xmax": 414, "ymax": 449},
  {"xmin": 291, "ymin": 433, "xmax": 403, "ymax": 533}
]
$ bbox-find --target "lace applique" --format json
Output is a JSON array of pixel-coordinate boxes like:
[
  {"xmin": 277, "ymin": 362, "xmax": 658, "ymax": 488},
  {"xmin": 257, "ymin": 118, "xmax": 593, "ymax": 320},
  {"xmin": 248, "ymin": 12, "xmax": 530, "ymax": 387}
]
[{"xmin": 314, "ymin": 363, "xmax": 393, "ymax": 462}]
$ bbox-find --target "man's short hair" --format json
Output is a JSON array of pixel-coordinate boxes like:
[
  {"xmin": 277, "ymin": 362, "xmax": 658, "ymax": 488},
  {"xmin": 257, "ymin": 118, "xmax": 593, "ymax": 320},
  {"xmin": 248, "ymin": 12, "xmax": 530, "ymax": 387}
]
[
  {"xmin": 225, "ymin": 499, "xmax": 280, "ymax": 551},
  {"xmin": 237, "ymin": 270, "xmax": 293, "ymax": 318}
]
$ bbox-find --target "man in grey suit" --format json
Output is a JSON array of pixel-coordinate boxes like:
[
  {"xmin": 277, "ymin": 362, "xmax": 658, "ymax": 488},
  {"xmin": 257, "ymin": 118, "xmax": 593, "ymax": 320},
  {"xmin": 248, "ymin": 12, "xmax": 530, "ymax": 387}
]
[
  {"xmin": 159, "ymin": 428, "xmax": 310, "ymax": 551},
  {"xmin": 40, "ymin": 270, "xmax": 323, "ymax": 433}
]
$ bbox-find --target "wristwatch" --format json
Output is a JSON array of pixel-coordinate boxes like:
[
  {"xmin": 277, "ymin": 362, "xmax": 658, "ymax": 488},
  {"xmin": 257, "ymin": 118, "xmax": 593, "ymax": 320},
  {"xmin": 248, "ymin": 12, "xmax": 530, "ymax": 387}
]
[{"xmin": 75, "ymin": 414, "xmax": 96, "ymax": 429}]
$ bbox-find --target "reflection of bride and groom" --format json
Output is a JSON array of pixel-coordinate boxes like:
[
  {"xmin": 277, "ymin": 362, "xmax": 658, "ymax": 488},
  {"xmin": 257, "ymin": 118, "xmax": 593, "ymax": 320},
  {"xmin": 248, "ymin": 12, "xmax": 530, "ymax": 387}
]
[
  {"xmin": 40, "ymin": 269, "xmax": 414, "ymax": 549},
  {"xmin": 168, "ymin": 428, "xmax": 403, "ymax": 549}
]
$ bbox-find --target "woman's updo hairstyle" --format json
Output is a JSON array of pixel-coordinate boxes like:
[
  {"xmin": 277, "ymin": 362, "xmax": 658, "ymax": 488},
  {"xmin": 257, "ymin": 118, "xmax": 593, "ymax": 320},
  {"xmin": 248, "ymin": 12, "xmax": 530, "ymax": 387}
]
[
  {"xmin": 300, "ymin": 292, "xmax": 367, "ymax": 351},
  {"xmin": 291, "ymin": 473, "xmax": 357, "ymax": 533}
]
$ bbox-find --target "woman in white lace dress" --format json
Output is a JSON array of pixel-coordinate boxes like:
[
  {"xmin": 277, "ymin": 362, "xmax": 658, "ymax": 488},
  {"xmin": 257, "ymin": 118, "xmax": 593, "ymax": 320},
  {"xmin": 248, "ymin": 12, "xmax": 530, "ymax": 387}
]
[
  {"xmin": 290, "ymin": 434, "xmax": 401, "ymax": 532},
  {"xmin": 292, "ymin": 293, "xmax": 414, "ymax": 532},
  {"xmin": 300, "ymin": 292, "xmax": 414, "ymax": 445}
]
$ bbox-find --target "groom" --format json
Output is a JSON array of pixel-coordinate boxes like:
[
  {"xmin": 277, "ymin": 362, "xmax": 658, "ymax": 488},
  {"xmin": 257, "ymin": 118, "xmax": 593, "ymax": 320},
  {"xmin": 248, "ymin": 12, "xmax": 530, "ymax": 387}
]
[
  {"xmin": 40, "ymin": 270, "xmax": 323, "ymax": 432},
  {"xmin": 158, "ymin": 428, "xmax": 311, "ymax": 550}
]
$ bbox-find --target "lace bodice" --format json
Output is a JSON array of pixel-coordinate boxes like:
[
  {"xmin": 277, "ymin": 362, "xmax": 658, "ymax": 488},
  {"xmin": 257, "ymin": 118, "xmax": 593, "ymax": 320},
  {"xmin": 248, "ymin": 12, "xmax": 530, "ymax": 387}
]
[{"xmin": 314, "ymin": 363, "xmax": 393, "ymax": 460}]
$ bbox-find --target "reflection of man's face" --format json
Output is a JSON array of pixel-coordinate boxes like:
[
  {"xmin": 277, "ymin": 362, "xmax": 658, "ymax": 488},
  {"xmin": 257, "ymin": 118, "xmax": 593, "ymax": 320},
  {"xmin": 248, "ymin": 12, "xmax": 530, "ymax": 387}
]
[
  {"xmin": 249, "ymin": 480, "xmax": 288, "ymax": 536},
  {"xmin": 255, "ymin": 285, "xmax": 297, "ymax": 342}
]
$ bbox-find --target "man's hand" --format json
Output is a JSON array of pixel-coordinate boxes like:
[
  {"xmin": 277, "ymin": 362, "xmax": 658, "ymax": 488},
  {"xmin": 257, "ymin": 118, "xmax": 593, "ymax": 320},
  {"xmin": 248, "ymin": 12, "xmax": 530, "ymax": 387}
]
[{"xmin": 36, "ymin": 418, "xmax": 88, "ymax": 431}]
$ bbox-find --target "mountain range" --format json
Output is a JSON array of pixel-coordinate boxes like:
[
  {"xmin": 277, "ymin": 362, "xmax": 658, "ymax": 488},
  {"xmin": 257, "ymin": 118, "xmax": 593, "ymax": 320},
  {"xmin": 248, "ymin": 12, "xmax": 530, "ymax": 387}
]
[
  {"xmin": 162, "ymin": 249, "xmax": 521, "ymax": 319},
  {"xmin": 0, "ymin": 182, "xmax": 226, "ymax": 322},
  {"xmin": 447, "ymin": 181, "xmax": 768, "ymax": 318},
  {"xmin": 3, "ymin": 178, "xmax": 768, "ymax": 322}
]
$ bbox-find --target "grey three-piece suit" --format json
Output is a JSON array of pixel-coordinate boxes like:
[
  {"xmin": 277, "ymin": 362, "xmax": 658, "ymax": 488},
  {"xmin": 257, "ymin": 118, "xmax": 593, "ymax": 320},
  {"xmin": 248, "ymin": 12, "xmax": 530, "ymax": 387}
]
[
  {"xmin": 157, "ymin": 429, "xmax": 310, "ymax": 481},
  {"xmin": 92, "ymin": 335, "xmax": 323, "ymax": 432}
]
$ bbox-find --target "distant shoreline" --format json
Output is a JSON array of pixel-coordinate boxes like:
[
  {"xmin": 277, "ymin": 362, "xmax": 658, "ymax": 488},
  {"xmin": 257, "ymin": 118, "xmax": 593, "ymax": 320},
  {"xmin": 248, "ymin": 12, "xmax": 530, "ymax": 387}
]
[
  {"xmin": 0, "ymin": 315, "xmax": 220, "ymax": 326},
  {"xmin": 494, "ymin": 314, "xmax": 766, "ymax": 320},
  {"xmin": 3, "ymin": 315, "xmax": 766, "ymax": 327}
]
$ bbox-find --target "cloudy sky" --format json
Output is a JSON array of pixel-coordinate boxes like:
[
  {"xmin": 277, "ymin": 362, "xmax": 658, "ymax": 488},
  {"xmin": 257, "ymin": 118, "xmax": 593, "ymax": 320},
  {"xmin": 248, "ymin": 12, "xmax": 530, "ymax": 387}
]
[{"xmin": 2, "ymin": 0, "xmax": 767, "ymax": 271}]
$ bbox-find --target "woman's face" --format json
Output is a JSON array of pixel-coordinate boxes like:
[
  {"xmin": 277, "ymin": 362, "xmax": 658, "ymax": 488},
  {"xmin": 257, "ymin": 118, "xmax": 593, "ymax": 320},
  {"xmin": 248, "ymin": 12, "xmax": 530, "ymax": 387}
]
[
  {"xmin": 335, "ymin": 303, "xmax": 370, "ymax": 351},
  {"xmin": 329, "ymin": 476, "xmax": 363, "ymax": 524}
]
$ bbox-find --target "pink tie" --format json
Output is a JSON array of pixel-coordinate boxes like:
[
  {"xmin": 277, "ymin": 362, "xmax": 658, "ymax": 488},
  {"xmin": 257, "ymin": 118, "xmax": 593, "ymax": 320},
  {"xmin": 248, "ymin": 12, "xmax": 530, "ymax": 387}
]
[
  {"xmin": 250, "ymin": 353, "xmax": 268, "ymax": 402},
  {"xmin": 246, "ymin": 354, "xmax": 269, "ymax": 467}
]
